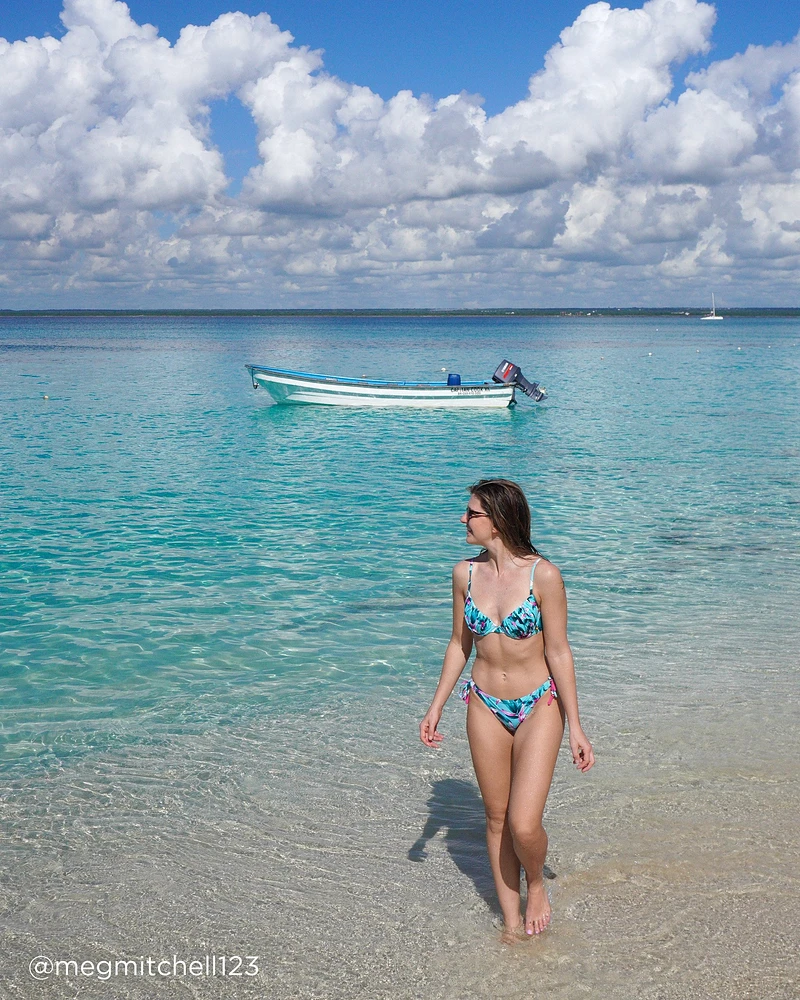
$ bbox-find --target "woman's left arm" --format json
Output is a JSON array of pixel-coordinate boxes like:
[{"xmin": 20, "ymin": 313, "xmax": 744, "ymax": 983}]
[{"xmin": 537, "ymin": 561, "xmax": 595, "ymax": 773}]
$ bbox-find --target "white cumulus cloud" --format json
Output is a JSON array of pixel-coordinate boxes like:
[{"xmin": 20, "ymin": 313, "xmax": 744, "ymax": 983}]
[{"xmin": 0, "ymin": 0, "xmax": 799, "ymax": 305}]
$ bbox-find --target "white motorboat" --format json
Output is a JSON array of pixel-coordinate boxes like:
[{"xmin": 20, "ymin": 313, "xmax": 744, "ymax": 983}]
[
  {"xmin": 245, "ymin": 359, "xmax": 546, "ymax": 408},
  {"xmin": 701, "ymin": 293, "xmax": 724, "ymax": 320}
]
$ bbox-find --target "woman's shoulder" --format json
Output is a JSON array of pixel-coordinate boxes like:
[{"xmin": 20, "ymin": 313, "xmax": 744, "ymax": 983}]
[
  {"xmin": 532, "ymin": 556, "xmax": 564, "ymax": 590},
  {"xmin": 451, "ymin": 557, "xmax": 474, "ymax": 584}
]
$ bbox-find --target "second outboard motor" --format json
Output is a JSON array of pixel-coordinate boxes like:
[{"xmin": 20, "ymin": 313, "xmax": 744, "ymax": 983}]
[{"xmin": 492, "ymin": 359, "xmax": 547, "ymax": 401}]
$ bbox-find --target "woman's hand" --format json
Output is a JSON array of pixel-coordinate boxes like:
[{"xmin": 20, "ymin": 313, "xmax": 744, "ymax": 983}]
[
  {"xmin": 569, "ymin": 727, "xmax": 595, "ymax": 772},
  {"xmin": 419, "ymin": 706, "xmax": 444, "ymax": 748}
]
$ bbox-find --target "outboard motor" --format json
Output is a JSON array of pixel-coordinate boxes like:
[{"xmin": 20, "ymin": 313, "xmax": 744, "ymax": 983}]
[{"xmin": 492, "ymin": 359, "xmax": 547, "ymax": 401}]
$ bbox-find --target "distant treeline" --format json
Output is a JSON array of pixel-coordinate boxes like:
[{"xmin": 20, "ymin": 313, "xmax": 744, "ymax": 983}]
[{"xmin": 2, "ymin": 308, "xmax": 800, "ymax": 318}]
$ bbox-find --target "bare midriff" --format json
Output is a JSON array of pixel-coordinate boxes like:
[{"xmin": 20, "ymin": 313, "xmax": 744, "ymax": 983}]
[{"xmin": 471, "ymin": 632, "xmax": 551, "ymax": 699}]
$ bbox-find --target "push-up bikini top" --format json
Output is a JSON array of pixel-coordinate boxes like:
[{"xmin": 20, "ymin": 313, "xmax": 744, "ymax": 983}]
[{"xmin": 464, "ymin": 558, "xmax": 543, "ymax": 639}]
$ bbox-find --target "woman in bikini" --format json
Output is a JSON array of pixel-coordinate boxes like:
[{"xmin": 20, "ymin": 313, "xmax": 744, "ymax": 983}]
[{"xmin": 419, "ymin": 478, "xmax": 594, "ymax": 938}]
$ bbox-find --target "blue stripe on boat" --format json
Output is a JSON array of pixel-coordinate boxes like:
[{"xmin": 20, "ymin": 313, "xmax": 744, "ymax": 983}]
[{"xmin": 245, "ymin": 364, "xmax": 490, "ymax": 388}]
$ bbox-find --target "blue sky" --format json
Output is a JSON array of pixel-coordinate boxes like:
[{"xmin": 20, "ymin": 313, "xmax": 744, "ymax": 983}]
[
  {"xmin": 7, "ymin": 3, "xmax": 796, "ymax": 147},
  {"xmin": 6, "ymin": 2, "xmax": 795, "ymax": 110},
  {"xmin": 1, "ymin": 1, "xmax": 800, "ymax": 306}
]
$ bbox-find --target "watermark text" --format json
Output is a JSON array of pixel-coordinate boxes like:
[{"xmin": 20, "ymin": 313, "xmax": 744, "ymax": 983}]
[{"xmin": 29, "ymin": 954, "xmax": 259, "ymax": 982}]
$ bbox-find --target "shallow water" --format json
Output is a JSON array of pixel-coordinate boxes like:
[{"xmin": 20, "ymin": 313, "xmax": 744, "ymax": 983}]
[{"xmin": 1, "ymin": 314, "xmax": 798, "ymax": 998}]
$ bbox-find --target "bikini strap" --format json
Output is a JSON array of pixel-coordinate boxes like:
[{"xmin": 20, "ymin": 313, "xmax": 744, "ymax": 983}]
[
  {"xmin": 467, "ymin": 559, "xmax": 474, "ymax": 594},
  {"xmin": 529, "ymin": 558, "xmax": 541, "ymax": 595}
]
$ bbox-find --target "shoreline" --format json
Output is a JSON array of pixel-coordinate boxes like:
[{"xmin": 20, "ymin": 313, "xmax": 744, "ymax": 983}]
[{"xmin": 2, "ymin": 677, "xmax": 797, "ymax": 1000}]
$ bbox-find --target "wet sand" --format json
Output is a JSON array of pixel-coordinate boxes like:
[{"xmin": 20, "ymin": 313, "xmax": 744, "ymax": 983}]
[{"xmin": 2, "ymin": 668, "xmax": 797, "ymax": 1000}]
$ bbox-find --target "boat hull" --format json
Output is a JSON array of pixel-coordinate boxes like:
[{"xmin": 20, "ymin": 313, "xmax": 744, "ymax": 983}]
[{"xmin": 246, "ymin": 366, "xmax": 516, "ymax": 408}]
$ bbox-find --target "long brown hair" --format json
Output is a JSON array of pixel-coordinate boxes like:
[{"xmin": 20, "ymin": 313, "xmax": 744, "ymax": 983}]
[{"xmin": 469, "ymin": 479, "xmax": 540, "ymax": 557}]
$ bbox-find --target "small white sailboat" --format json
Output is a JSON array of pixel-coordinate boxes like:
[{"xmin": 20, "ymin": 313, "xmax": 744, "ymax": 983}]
[
  {"xmin": 245, "ymin": 359, "xmax": 547, "ymax": 408},
  {"xmin": 701, "ymin": 293, "xmax": 723, "ymax": 320}
]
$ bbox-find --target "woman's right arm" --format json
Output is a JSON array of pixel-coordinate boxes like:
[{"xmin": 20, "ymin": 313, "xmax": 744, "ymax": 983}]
[{"xmin": 419, "ymin": 563, "xmax": 473, "ymax": 748}]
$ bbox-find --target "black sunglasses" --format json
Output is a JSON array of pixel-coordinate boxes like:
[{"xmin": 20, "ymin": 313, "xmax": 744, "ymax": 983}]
[{"xmin": 466, "ymin": 507, "xmax": 491, "ymax": 522}]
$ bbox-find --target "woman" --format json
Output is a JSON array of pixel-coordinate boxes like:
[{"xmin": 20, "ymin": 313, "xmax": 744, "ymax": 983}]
[{"xmin": 420, "ymin": 479, "xmax": 594, "ymax": 938}]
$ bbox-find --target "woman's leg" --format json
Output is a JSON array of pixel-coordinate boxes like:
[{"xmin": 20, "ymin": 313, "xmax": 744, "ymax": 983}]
[
  {"xmin": 507, "ymin": 697, "xmax": 565, "ymax": 935},
  {"xmin": 465, "ymin": 697, "xmax": 522, "ymax": 931}
]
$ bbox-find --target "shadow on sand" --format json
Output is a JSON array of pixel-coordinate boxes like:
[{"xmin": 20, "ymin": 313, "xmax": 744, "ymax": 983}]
[
  {"xmin": 408, "ymin": 777, "xmax": 559, "ymax": 918},
  {"xmin": 407, "ymin": 778, "xmax": 500, "ymax": 915}
]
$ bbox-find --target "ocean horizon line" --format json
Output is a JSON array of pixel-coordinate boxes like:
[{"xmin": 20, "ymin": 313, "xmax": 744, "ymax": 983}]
[{"xmin": 2, "ymin": 307, "xmax": 800, "ymax": 318}]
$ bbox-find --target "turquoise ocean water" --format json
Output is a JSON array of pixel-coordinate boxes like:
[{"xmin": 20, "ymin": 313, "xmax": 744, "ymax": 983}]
[{"xmin": 1, "ymin": 315, "xmax": 798, "ymax": 999}]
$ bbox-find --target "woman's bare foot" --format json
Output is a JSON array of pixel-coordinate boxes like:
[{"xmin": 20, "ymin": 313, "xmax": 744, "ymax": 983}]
[
  {"xmin": 499, "ymin": 922, "xmax": 525, "ymax": 945},
  {"xmin": 524, "ymin": 877, "xmax": 552, "ymax": 935}
]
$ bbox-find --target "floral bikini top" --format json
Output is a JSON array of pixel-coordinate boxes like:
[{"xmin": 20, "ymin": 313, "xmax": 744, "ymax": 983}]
[{"xmin": 464, "ymin": 558, "xmax": 543, "ymax": 639}]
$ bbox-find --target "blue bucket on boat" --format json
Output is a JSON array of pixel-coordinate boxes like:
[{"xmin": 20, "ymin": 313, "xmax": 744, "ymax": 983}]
[{"xmin": 447, "ymin": 373, "xmax": 461, "ymax": 385}]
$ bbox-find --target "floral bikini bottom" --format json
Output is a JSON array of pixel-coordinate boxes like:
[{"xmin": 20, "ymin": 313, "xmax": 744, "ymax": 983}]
[{"xmin": 459, "ymin": 675, "xmax": 557, "ymax": 734}]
